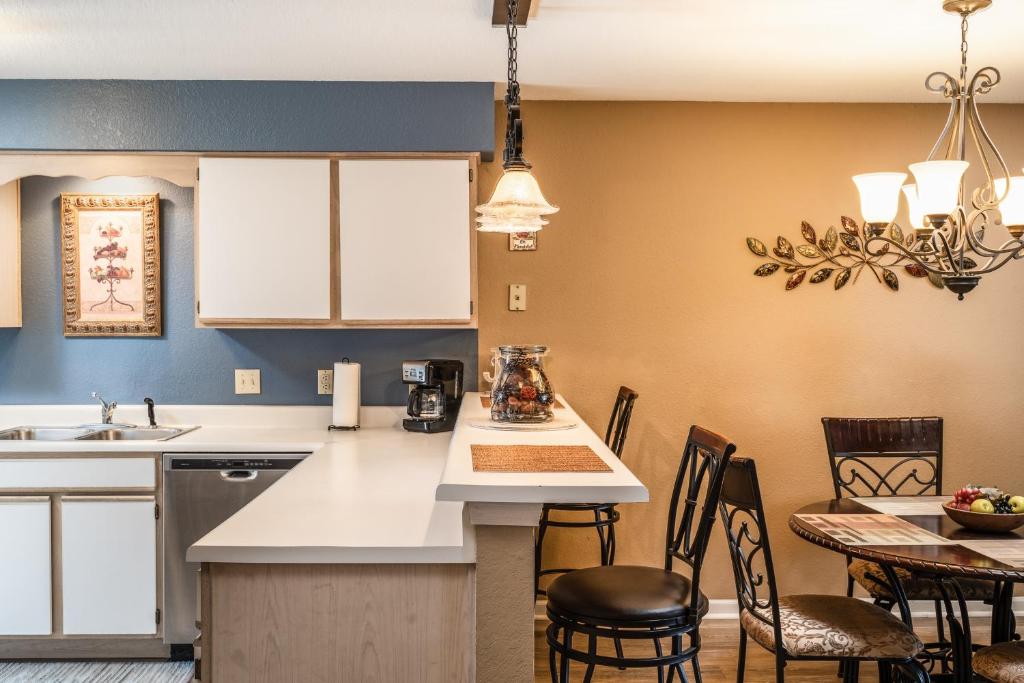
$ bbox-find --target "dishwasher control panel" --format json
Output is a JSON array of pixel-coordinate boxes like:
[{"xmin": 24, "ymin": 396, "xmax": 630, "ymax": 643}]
[{"xmin": 167, "ymin": 455, "xmax": 309, "ymax": 470}]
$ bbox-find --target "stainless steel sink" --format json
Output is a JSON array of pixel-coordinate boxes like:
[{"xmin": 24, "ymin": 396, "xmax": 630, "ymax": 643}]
[
  {"xmin": 0, "ymin": 426, "xmax": 97, "ymax": 441},
  {"xmin": 75, "ymin": 426, "xmax": 199, "ymax": 442},
  {"xmin": 0, "ymin": 424, "xmax": 199, "ymax": 442}
]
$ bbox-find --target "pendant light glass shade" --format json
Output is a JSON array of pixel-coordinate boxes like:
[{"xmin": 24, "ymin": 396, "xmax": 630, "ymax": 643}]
[
  {"xmin": 902, "ymin": 184, "xmax": 926, "ymax": 230},
  {"xmin": 853, "ymin": 172, "xmax": 907, "ymax": 224},
  {"xmin": 475, "ymin": 168, "xmax": 559, "ymax": 232},
  {"xmin": 909, "ymin": 160, "xmax": 970, "ymax": 217},
  {"xmin": 994, "ymin": 176, "xmax": 1024, "ymax": 227}
]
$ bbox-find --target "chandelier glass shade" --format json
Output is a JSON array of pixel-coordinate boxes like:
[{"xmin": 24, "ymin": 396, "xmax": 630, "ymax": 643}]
[
  {"xmin": 850, "ymin": 0, "xmax": 1020, "ymax": 298},
  {"xmin": 475, "ymin": 0, "xmax": 558, "ymax": 233}
]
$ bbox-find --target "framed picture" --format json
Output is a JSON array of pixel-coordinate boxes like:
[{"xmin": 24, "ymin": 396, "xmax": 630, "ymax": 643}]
[
  {"xmin": 509, "ymin": 231, "xmax": 538, "ymax": 251},
  {"xmin": 60, "ymin": 193, "xmax": 162, "ymax": 337}
]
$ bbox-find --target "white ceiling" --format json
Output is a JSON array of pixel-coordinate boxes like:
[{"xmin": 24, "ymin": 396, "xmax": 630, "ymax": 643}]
[{"xmin": 0, "ymin": 0, "xmax": 1022, "ymax": 102}]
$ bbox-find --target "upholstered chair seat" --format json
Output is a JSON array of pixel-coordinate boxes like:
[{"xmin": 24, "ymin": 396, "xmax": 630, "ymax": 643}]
[
  {"xmin": 848, "ymin": 559, "xmax": 996, "ymax": 601},
  {"xmin": 974, "ymin": 641, "xmax": 1024, "ymax": 683},
  {"xmin": 547, "ymin": 565, "xmax": 709, "ymax": 623},
  {"xmin": 740, "ymin": 594, "xmax": 924, "ymax": 661}
]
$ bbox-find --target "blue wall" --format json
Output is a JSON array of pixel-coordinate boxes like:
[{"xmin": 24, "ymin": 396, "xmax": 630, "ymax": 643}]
[
  {"xmin": 0, "ymin": 80, "xmax": 494, "ymax": 158},
  {"xmin": 0, "ymin": 176, "xmax": 477, "ymax": 405},
  {"xmin": 0, "ymin": 80, "xmax": 490, "ymax": 405}
]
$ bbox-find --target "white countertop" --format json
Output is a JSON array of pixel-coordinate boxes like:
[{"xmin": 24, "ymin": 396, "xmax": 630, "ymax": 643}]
[
  {"xmin": 437, "ymin": 393, "xmax": 649, "ymax": 505},
  {"xmin": 0, "ymin": 396, "xmax": 649, "ymax": 564}
]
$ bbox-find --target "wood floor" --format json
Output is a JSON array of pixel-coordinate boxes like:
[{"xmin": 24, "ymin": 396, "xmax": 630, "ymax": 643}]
[{"xmin": 534, "ymin": 619, "xmax": 970, "ymax": 682}]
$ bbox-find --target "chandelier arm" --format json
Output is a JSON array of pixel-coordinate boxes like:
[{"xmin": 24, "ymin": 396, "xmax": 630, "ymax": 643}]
[
  {"xmin": 934, "ymin": 230, "xmax": 963, "ymax": 274},
  {"xmin": 966, "ymin": 70, "xmax": 1012, "ymax": 209},
  {"xmin": 926, "ymin": 72, "xmax": 962, "ymax": 161}
]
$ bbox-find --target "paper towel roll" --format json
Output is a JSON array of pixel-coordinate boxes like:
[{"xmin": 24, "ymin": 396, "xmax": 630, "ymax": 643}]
[{"xmin": 332, "ymin": 360, "xmax": 361, "ymax": 428}]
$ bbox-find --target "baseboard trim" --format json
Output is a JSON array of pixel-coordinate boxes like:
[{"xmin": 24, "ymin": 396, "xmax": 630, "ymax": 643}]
[{"xmin": 535, "ymin": 597, "xmax": 1024, "ymax": 621}]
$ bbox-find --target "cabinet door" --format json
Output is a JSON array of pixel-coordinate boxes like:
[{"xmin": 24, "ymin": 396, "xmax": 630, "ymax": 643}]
[
  {"xmin": 198, "ymin": 158, "xmax": 331, "ymax": 321},
  {"xmin": 339, "ymin": 159, "xmax": 473, "ymax": 323},
  {"xmin": 61, "ymin": 497, "xmax": 156, "ymax": 635},
  {"xmin": 0, "ymin": 497, "xmax": 51, "ymax": 635}
]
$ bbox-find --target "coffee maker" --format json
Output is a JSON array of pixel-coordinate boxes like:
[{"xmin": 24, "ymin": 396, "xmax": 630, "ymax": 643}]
[{"xmin": 402, "ymin": 359, "xmax": 465, "ymax": 433}]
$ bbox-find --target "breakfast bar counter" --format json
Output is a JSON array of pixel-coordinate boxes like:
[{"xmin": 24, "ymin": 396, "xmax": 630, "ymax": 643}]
[{"xmin": 184, "ymin": 394, "xmax": 647, "ymax": 683}]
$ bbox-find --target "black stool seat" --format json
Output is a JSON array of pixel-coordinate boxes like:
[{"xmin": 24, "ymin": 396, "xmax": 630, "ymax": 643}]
[{"xmin": 548, "ymin": 565, "xmax": 709, "ymax": 623}]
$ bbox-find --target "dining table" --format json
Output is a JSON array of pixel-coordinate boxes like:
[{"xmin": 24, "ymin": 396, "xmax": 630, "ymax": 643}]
[{"xmin": 790, "ymin": 496, "xmax": 1024, "ymax": 683}]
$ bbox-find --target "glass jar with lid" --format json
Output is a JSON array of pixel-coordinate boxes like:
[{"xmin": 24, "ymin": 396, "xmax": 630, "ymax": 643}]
[{"xmin": 490, "ymin": 345, "xmax": 555, "ymax": 423}]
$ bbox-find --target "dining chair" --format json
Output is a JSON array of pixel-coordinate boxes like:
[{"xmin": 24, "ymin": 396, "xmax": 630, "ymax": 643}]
[
  {"xmin": 974, "ymin": 641, "xmax": 1024, "ymax": 682},
  {"xmin": 545, "ymin": 425, "xmax": 734, "ymax": 682},
  {"xmin": 535, "ymin": 386, "xmax": 639, "ymax": 596},
  {"xmin": 822, "ymin": 418, "xmax": 996, "ymax": 627},
  {"xmin": 718, "ymin": 456, "xmax": 930, "ymax": 683}
]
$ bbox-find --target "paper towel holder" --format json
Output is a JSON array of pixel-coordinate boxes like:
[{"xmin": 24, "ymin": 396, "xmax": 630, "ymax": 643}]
[{"xmin": 328, "ymin": 358, "xmax": 361, "ymax": 432}]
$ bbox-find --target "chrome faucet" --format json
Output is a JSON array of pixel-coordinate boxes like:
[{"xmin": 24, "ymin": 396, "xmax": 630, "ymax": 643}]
[{"xmin": 91, "ymin": 392, "xmax": 118, "ymax": 424}]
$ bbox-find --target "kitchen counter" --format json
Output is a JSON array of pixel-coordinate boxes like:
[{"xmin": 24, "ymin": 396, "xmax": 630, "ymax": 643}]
[{"xmin": 0, "ymin": 396, "xmax": 649, "ymax": 566}]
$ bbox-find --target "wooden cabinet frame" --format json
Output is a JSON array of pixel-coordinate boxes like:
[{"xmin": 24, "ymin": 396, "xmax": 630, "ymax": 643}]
[{"xmin": 194, "ymin": 152, "xmax": 480, "ymax": 330}]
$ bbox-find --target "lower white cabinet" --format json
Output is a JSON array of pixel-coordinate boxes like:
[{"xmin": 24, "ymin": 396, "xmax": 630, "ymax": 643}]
[
  {"xmin": 61, "ymin": 496, "xmax": 157, "ymax": 635},
  {"xmin": 0, "ymin": 497, "xmax": 51, "ymax": 635}
]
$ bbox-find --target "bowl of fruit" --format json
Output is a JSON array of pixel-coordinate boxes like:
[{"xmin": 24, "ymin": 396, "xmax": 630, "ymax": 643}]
[{"xmin": 944, "ymin": 485, "xmax": 1024, "ymax": 533}]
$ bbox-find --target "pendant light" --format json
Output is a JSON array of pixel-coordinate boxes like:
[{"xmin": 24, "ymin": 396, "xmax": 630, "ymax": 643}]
[{"xmin": 475, "ymin": 0, "xmax": 558, "ymax": 233}]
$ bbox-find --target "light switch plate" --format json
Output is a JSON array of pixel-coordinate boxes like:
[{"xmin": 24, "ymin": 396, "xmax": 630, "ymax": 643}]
[
  {"xmin": 317, "ymin": 369, "xmax": 334, "ymax": 395},
  {"xmin": 235, "ymin": 369, "xmax": 261, "ymax": 395},
  {"xmin": 509, "ymin": 284, "xmax": 527, "ymax": 311}
]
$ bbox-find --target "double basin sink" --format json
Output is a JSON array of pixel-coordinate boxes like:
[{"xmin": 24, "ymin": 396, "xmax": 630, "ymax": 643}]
[{"xmin": 0, "ymin": 425, "xmax": 199, "ymax": 442}]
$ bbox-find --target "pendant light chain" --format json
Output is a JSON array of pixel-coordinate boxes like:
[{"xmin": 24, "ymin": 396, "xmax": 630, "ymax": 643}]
[
  {"xmin": 502, "ymin": 0, "xmax": 528, "ymax": 169},
  {"xmin": 506, "ymin": 0, "xmax": 519, "ymax": 108},
  {"xmin": 959, "ymin": 13, "xmax": 970, "ymax": 86}
]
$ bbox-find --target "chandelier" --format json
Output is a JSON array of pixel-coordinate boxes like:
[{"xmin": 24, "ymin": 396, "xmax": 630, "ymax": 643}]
[
  {"xmin": 475, "ymin": 0, "xmax": 558, "ymax": 233},
  {"xmin": 852, "ymin": 0, "xmax": 1024, "ymax": 299}
]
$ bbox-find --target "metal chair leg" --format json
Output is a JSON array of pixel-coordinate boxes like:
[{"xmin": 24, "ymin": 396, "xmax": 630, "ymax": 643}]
[
  {"xmin": 535, "ymin": 508, "xmax": 550, "ymax": 596},
  {"xmin": 594, "ymin": 508, "xmax": 609, "ymax": 565},
  {"xmin": 607, "ymin": 514, "xmax": 617, "ymax": 565},
  {"xmin": 737, "ymin": 627, "xmax": 747, "ymax": 683},
  {"xmin": 559, "ymin": 627, "xmax": 573, "ymax": 683},
  {"xmin": 691, "ymin": 655, "xmax": 703, "ymax": 683},
  {"xmin": 582, "ymin": 633, "xmax": 597, "ymax": 683},
  {"xmin": 547, "ymin": 624, "xmax": 559, "ymax": 683}
]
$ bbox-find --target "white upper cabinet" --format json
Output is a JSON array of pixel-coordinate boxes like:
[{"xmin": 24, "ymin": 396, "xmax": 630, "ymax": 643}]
[
  {"xmin": 0, "ymin": 180, "xmax": 21, "ymax": 328},
  {"xmin": 61, "ymin": 497, "xmax": 157, "ymax": 635},
  {"xmin": 0, "ymin": 498, "xmax": 51, "ymax": 635},
  {"xmin": 339, "ymin": 159, "xmax": 473, "ymax": 324},
  {"xmin": 197, "ymin": 158, "xmax": 331, "ymax": 321}
]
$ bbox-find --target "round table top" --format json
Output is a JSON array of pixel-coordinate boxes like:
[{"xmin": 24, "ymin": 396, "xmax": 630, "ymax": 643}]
[{"xmin": 790, "ymin": 498, "xmax": 1024, "ymax": 583}]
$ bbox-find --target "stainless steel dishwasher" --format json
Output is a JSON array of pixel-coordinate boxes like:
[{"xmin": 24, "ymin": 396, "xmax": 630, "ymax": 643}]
[{"xmin": 162, "ymin": 452, "xmax": 309, "ymax": 655}]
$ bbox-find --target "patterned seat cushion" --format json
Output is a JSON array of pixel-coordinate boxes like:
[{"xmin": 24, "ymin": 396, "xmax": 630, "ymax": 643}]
[
  {"xmin": 848, "ymin": 559, "xmax": 996, "ymax": 601},
  {"xmin": 740, "ymin": 595, "xmax": 923, "ymax": 660},
  {"xmin": 975, "ymin": 641, "xmax": 1024, "ymax": 683}
]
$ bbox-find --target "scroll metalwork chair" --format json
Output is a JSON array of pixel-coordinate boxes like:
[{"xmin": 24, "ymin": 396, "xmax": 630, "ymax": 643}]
[
  {"xmin": 822, "ymin": 416, "xmax": 999, "ymax": 672},
  {"xmin": 545, "ymin": 425, "xmax": 734, "ymax": 683},
  {"xmin": 535, "ymin": 386, "xmax": 639, "ymax": 596},
  {"xmin": 718, "ymin": 456, "xmax": 930, "ymax": 683},
  {"xmin": 974, "ymin": 641, "xmax": 1024, "ymax": 682}
]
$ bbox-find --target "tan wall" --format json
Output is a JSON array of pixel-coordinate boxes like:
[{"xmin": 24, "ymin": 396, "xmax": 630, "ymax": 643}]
[{"xmin": 477, "ymin": 101, "xmax": 1024, "ymax": 600}]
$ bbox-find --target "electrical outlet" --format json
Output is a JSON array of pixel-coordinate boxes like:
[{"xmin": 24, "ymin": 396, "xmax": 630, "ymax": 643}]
[
  {"xmin": 317, "ymin": 369, "xmax": 334, "ymax": 395},
  {"xmin": 509, "ymin": 284, "xmax": 527, "ymax": 311},
  {"xmin": 234, "ymin": 369, "xmax": 261, "ymax": 395}
]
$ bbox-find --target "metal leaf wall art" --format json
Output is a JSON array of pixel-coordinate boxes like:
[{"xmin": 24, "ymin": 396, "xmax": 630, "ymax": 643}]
[{"xmin": 747, "ymin": 217, "xmax": 945, "ymax": 293}]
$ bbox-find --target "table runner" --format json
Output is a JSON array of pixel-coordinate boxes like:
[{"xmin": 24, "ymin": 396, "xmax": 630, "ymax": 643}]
[
  {"xmin": 795, "ymin": 513, "xmax": 954, "ymax": 546},
  {"xmin": 851, "ymin": 496, "xmax": 948, "ymax": 516}
]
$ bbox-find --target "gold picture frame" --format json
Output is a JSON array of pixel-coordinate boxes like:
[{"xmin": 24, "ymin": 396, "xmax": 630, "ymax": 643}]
[{"xmin": 60, "ymin": 193, "xmax": 162, "ymax": 337}]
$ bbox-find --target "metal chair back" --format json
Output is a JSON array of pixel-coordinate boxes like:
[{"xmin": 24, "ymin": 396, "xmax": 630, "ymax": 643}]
[{"xmin": 604, "ymin": 386, "xmax": 639, "ymax": 458}]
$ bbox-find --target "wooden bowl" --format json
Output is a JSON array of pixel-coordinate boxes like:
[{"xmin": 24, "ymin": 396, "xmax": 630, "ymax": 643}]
[{"xmin": 943, "ymin": 503, "xmax": 1024, "ymax": 533}]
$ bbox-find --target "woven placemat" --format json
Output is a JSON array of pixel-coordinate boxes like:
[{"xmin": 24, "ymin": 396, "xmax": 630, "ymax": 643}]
[
  {"xmin": 480, "ymin": 395, "xmax": 565, "ymax": 409},
  {"xmin": 471, "ymin": 445, "xmax": 611, "ymax": 473}
]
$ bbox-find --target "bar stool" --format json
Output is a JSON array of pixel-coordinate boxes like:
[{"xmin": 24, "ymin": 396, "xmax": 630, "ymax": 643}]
[
  {"xmin": 545, "ymin": 425, "xmax": 735, "ymax": 682},
  {"xmin": 535, "ymin": 386, "xmax": 638, "ymax": 596}
]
